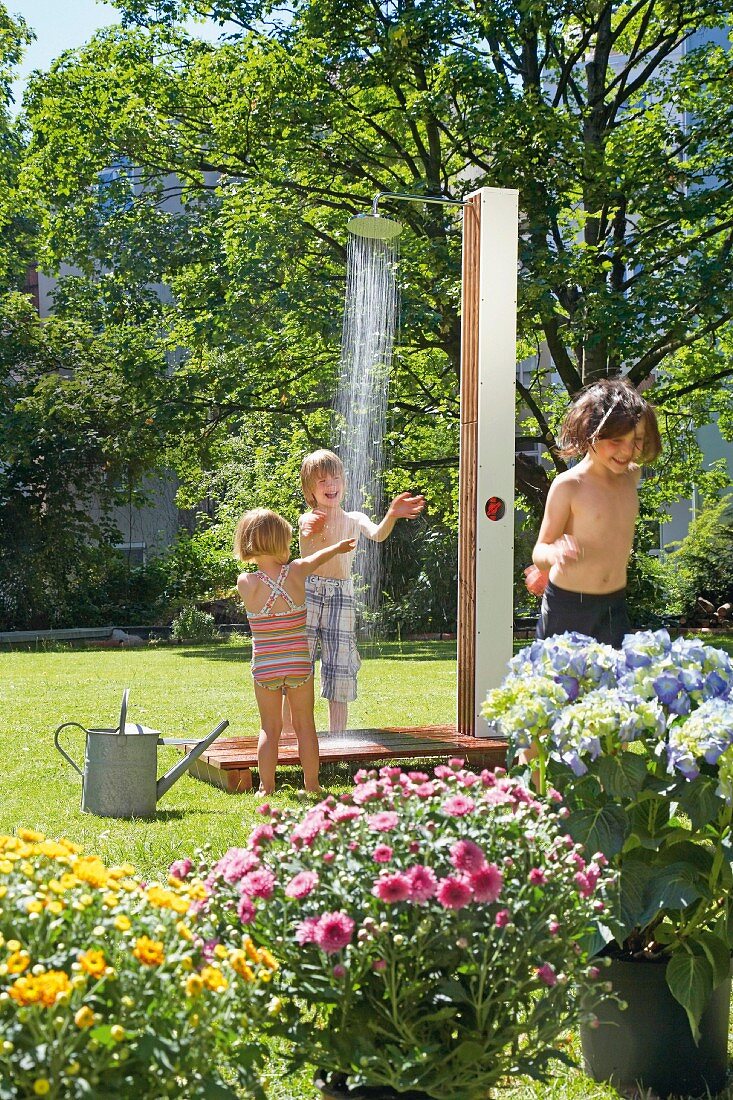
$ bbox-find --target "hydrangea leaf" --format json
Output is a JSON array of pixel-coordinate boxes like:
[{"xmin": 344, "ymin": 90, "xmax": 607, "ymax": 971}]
[{"xmin": 666, "ymin": 948, "xmax": 714, "ymax": 1042}]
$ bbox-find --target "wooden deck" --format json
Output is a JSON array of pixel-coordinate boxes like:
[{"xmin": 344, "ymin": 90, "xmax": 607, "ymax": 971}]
[{"xmin": 182, "ymin": 725, "xmax": 509, "ymax": 793}]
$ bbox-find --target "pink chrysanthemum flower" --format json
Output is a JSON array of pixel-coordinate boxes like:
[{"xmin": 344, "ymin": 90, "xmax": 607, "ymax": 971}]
[
  {"xmin": 495, "ymin": 908, "xmax": 511, "ymax": 928},
  {"xmin": 414, "ymin": 782, "xmax": 436, "ymax": 798},
  {"xmin": 248, "ymin": 824, "xmax": 275, "ymax": 850},
  {"xmin": 372, "ymin": 844, "xmax": 393, "ymax": 864},
  {"xmin": 436, "ymin": 876, "xmax": 473, "ymax": 910},
  {"xmin": 373, "ymin": 872, "xmax": 411, "ymax": 903},
  {"xmin": 314, "ymin": 911, "xmax": 355, "ymax": 954},
  {"xmin": 239, "ymin": 868, "xmax": 276, "ymax": 900},
  {"xmin": 442, "ymin": 794, "xmax": 476, "ymax": 816},
  {"xmin": 169, "ymin": 858, "xmax": 192, "ymax": 880},
  {"xmin": 331, "ymin": 804, "xmax": 362, "ymax": 823},
  {"xmin": 406, "ymin": 865, "xmax": 437, "ymax": 903},
  {"xmin": 295, "ymin": 916, "xmax": 320, "ymax": 945},
  {"xmin": 470, "ymin": 863, "xmax": 503, "ymax": 904},
  {"xmin": 450, "ymin": 840, "xmax": 486, "ymax": 874},
  {"xmin": 529, "ymin": 868, "xmax": 547, "ymax": 886},
  {"xmin": 216, "ymin": 848, "xmax": 259, "ymax": 884},
  {"xmin": 537, "ymin": 963, "xmax": 558, "ymax": 987},
  {"xmin": 285, "ymin": 871, "xmax": 319, "ymax": 899},
  {"xmin": 237, "ymin": 894, "xmax": 256, "ymax": 924},
  {"xmin": 367, "ymin": 811, "xmax": 399, "ymax": 833}
]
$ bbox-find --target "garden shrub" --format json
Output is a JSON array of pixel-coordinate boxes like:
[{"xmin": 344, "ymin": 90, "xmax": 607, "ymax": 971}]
[
  {"xmin": 666, "ymin": 494, "xmax": 733, "ymax": 616},
  {"xmin": 171, "ymin": 605, "xmax": 219, "ymax": 643},
  {"xmin": 0, "ymin": 831, "xmax": 273, "ymax": 1099}
]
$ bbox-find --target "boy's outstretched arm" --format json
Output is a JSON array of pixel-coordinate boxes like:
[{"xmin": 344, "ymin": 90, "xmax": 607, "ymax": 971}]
[
  {"xmin": 356, "ymin": 492, "xmax": 425, "ymax": 543},
  {"xmin": 292, "ymin": 538, "xmax": 357, "ymax": 576},
  {"xmin": 532, "ymin": 479, "xmax": 580, "ymax": 572}
]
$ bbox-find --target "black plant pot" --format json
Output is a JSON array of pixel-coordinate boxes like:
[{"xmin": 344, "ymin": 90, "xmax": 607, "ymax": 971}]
[
  {"xmin": 581, "ymin": 956, "xmax": 731, "ymax": 1099},
  {"xmin": 313, "ymin": 1072, "xmax": 430, "ymax": 1100}
]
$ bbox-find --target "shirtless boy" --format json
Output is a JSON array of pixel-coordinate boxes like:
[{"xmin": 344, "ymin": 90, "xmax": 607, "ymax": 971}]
[
  {"xmin": 296, "ymin": 449, "xmax": 424, "ymax": 733},
  {"xmin": 532, "ymin": 379, "xmax": 661, "ymax": 648}
]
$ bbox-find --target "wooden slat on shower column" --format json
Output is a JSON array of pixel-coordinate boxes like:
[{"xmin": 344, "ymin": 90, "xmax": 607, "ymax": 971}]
[{"xmin": 457, "ymin": 194, "xmax": 481, "ymax": 736}]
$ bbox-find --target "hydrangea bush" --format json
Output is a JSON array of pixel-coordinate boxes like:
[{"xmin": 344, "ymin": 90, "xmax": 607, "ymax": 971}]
[
  {"xmin": 483, "ymin": 630, "xmax": 733, "ymax": 1039},
  {"xmin": 0, "ymin": 830, "xmax": 274, "ymax": 1099},
  {"xmin": 190, "ymin": 763, "xmax": 614, "ymax": 1100}
]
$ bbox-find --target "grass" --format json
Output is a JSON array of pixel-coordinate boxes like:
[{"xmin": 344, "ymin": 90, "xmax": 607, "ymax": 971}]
[{"xmin": 1, "ymin": 634, "xmax": 732, "ymax": 1100}]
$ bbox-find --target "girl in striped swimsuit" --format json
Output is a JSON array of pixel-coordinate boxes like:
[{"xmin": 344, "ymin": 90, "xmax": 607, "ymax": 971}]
[{"xmin": 234, "ymin": 508, "xmax": 355, "ymax": 794}]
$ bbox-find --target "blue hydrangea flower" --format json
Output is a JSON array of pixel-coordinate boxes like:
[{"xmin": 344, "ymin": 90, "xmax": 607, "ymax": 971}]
[{"xmin": 667, "ymin": 699, "xmax": 733, "ymax": 782}]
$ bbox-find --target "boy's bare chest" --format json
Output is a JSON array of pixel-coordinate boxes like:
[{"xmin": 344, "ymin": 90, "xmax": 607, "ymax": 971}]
[{"xmin": 571, "ymin": 480, "xmax": 638, "ymax": 545}]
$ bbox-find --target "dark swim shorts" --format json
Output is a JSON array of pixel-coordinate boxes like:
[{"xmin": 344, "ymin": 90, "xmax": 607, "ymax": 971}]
[{"xmin": 536, "ymin": 580, "xmax": 630, "ymax": 649}]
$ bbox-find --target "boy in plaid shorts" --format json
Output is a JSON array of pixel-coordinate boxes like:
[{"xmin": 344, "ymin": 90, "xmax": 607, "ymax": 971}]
[{"xmin": 292, "ymin": 449, "xmax": 424, "ymax": 733}]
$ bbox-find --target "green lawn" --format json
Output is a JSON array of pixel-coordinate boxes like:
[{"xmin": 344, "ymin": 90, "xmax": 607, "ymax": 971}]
[{"xmin": 1, "ymin": 636, "xmax": 732, "ymax": 1100}]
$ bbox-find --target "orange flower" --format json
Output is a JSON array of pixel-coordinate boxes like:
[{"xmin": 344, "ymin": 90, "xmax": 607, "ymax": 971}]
[
  {"xmin": 6, "ymin": 950, "xmax": 31, "ymax": 975},
  {"xmin": 78, "ymin": 949, "xmax": 106, "ymax": 979},
  {"xmin": 133, "ymin": 936, "xmax": 165, "ymax": 967}
]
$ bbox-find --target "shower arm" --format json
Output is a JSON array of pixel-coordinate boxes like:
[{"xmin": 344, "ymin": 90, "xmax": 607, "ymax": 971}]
[{"xmin": 370, "ymin": 192, "xmax": 470, "ymax": 216}]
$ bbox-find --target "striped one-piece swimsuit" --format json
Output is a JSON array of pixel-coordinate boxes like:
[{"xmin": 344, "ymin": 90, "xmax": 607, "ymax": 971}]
[{"xmin": 247, "ymin": 565, "xmax": 313, "ymax": 692}]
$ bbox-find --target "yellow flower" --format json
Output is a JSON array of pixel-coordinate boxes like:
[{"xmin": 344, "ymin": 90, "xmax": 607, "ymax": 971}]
[
  {"xmin": 32, "ymin": 1079, "xmax": 50, "ymax": 1096},
  {"xmin": 65, "ymin": 1063, "xmax": 80, "ymax": 1076},
  {"xmin": 186, "ymin": 881, "xmax": 208, "ymax": 901},
  {"xmin": 185, "ymin": 975, "xmax": 204, "ymax": 997},
  {"xmin": 176, "ymin": 921, "xmax": 193, "ymax": 941},
  {"xmin": 74, "ymin": 1006, "xmax": 95, "ymax": 1029},
  {"xmin": 74, "ymin": 857, "xmax": 108, "ymax": 889},
  {"xmin": 242, "ymin": 936, "xmax": 259, "ymax": 963},
  {"xmin": 114, "ymin": 914, "xmax": 131, "ymax": 932},
  {"xmin": 213, "ymin": 944, "xmax": 228, "ymax": 960},
  {"xmin": 26, "ymin": 900, "xmax": 43, "ymax": 915},
  {"xmin": 47, "ymin": 901, "xmax": 64, "ymax": 915},
  {"xmin": 7, "ymin": 951, "xmax": 31, "ymax": 975},
  {"xmin": 17, "ymin": 829, "xmax": 44, "ymax": 843},
  {"xmin": 256, "ymin": 948, "xmax": 278, "ymax": 972},
  {"xmin": 200, "ymin": 966, "xmax": 228, "ymax": 992},
  {"xmin": 0, "ymin": 885, "xmax": 6, "ymax": 899},
  {"xmin": 181, "ymin": 957, "xmax": 193, "ymax": 971},
  {"xmin": 267, "ymin": 996, "xmax": 283, "ymax": 1016},
  {"xmin": 228, "ymin": 952, "xmax": 254, "ymax": 982},
  {"xmin": 5, "ymin": 939, "xmax": 21, "ymax": 952},
  {"xmin": 110, "ymin": 1025, "xmax": 125, "ymax": 1042},
  {"xmin": 0, "ymin": 861, "xmax": 13, "ymax": 875},
  {"xmin": 20, "ymin": 861, "xmax": 35, "ymax": 878},
  {"xmin": 133, "ymin": 936, "xmax": 165, "ymax": 967},
  {"xmin": 78, "ymin": 950, "xmax": 106, "ymax": 979}
]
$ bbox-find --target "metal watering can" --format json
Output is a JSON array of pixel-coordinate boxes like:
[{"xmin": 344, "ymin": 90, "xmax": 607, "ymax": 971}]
[{"xmin": 54, "ymin": 689, "xmax": 228, "ymax": 818}]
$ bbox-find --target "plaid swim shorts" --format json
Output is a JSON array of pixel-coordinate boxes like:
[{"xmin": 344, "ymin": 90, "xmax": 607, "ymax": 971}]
[{"xmin": 305, "ymin": 575, "xmax": 362, "ymax": 703}]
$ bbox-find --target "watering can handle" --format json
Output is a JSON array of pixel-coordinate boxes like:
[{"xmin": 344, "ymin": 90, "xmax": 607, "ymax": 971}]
[
  {"xmin": 53, "ymin": 723, "xmax": 86, "ymax": 777},
  {"xmin": 118, "ymin": 688, "xmax": 130, "ymax": 735}
]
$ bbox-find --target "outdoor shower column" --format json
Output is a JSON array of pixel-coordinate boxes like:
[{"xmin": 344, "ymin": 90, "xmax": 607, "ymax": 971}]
[{"xmin": 458, "ymin": 187, "xmax": 519, "ymax": 734}]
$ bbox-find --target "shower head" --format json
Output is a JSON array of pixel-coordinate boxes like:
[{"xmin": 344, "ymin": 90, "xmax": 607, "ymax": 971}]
[{"xmin": 347, "ymin": 213, "xmax": 403, "ymax": 241}]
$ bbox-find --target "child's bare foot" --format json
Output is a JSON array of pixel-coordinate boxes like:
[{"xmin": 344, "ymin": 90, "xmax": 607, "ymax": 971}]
[{"xmin": 254, "ymin": 788, "xmax": 274, "ymax": 797}]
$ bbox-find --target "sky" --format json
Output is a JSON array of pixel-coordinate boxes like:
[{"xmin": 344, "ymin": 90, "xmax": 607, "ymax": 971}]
[{"xmin": 9, "ymin": 0, "xmax": 227, "ymax": 108}]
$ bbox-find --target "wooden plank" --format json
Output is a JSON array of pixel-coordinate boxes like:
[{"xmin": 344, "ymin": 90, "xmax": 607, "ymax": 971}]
[
  {"xmin": 179, "ymin": 726, "xmax": 508, "ymax": 792},
  {"xmin": 457, "ymin": 194, "xmax": 481, "ymax": 736}
]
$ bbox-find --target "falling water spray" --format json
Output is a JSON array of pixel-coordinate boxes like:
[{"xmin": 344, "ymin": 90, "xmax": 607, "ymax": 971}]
[{"xmin": 335, "ymin": 228, "xmax": 400, "ymax": 634}]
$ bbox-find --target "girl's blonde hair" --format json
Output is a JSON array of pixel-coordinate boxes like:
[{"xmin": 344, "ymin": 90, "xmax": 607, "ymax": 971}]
[
  {"xmin": 300, "ymin": 449, "xmax": 345, "ymax": 506},
  {"xmin": 233, "ymin": 508, "xmax": 292, "ymax": 563}
]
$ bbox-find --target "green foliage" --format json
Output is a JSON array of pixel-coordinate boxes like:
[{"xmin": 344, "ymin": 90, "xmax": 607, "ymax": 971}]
[
  {"xmin": 171, "ymin": 604, "xmax": 219, "ymax": 642},
  {"xmin": 18, "ymin": 0, "xmax": 733, "ymax": 527},
  {"xmin": 666, "ymin": 494, "xmax": 733, "ymax": 615}
]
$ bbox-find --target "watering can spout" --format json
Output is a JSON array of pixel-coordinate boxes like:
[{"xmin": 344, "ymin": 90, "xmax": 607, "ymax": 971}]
[{"xmin": 156, "ymin": 720, "xmax": 229, "ymax": 801}]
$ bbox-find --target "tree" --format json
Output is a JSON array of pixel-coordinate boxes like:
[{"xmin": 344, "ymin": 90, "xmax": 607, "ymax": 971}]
[{"xmin": 22, "ymin": 0, "xmax": 733, "ymax": 514}]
